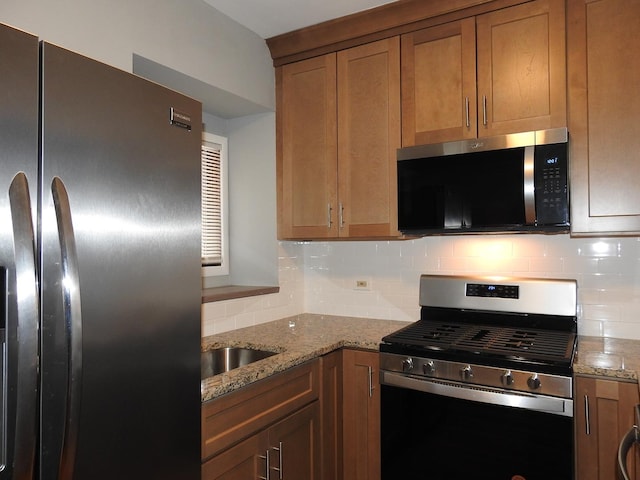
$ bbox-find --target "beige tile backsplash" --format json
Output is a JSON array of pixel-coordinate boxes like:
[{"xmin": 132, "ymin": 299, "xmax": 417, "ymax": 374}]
[{"xmin": 202, "ymin": 234, "xmax": 640, "ymax": 340}]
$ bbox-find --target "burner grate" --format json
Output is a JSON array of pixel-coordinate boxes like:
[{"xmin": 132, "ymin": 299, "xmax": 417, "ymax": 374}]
[{"xmin": 384, "ymin": 321, "xmax": 574, "ymax": 363}]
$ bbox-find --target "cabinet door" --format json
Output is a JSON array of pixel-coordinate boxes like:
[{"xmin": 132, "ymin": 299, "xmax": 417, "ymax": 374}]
[
  {"xmin": 201, "ymin": 431, "xmax": 268, "ymax": 480},
  {"xmin": 278, "ymin": 54, "xmax": 338, "ymax": 239},
  {"xmin": 342, "ymin": 349, "xmax": 380, "ymax": 480},
  {"xmin": 567, "ymin": 0, "xmax": 640, "ymax": 235},
  {"xmin": 476, "ymin": 0, "xmax": 566, "ymax": 137},
  {"xmin": 321, "ymin": 351, "xmax": 343, "ymax": 480},
  {"xmin": 401, "ymin": 18, "xmax": 477, "ymax": 146},
  {"xmin": 575, "ymin": 376, "xmax": 640, "ymax": 480},
  {"xmin": 337, "ymin": 37, "xmax": 401, "ymax": 238},
  {"xmin": 268, "ymin": 403, "xmax": 321, "ymax": 480}
]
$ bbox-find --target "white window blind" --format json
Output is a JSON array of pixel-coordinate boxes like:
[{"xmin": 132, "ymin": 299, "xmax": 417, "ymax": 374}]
[{"xmin": 201, "ymin": 134, "xmax": 227, "ymax": 268}]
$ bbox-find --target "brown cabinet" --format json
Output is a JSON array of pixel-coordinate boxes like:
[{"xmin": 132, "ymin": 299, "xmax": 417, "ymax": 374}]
[
  {"xmin": 401, "ymin": 0, "xmax": 566, "ymax": 146},
  {"xmin": 201, "ymin": 361, "xmax": 321, "ymax": 480},
  {"xmin": 202, "ymin": 403, "xmax": 320, "ymax": 480},
  {"xmin": 574, "ymin": 376, "xmax": 640, "ymax": 480},
  {"xmin": 277, "ymin": 37, "xmax": 400, "ymax": 240},
  {"xmin": 567, "ymin": 0, "xmax": 640, "ymax": 235},
  {"xmin": 342, "ymin": 349, "xmax": 381, "ymax": 480},
  {"xmin": 320, "ymin": 350, "xmax": 343, "ymax": 480}
]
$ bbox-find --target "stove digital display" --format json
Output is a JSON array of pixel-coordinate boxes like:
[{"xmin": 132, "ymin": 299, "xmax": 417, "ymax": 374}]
[{"xmin": 466, "ymin": 283, "xmax": 519, "ymax": 299}]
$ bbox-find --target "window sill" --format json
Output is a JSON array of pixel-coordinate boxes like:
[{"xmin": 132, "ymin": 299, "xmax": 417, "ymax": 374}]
[{"xmin": 202, "ymin": 285, "xmax": 280, "ymax": 303}]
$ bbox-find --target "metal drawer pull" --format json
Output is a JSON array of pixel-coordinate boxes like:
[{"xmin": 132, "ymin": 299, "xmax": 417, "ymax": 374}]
[
  {"xmin": 584, "ymin": 395, "xmax": 590, "ymax": 435},
  {"xmin": 327, "ymin": 203, "xmax": 332, "ymax": 228},
  {"xmin": 258, "ymin": 450, "xmax": 270, "ymax": 480},
  {"xmin": 271, "ymin": 442, "xmax": 283, "ymax": 480},
  {"xmin": 368, "ymin": 366, "xmax": 374, "ymax": 398},
  {"xmin": 465, "ymin": 97, "xmax": 470, "ymax": 128},
  {"xmin": 482, "ymin": 95, "xmax": 487, "ymax": 126}
]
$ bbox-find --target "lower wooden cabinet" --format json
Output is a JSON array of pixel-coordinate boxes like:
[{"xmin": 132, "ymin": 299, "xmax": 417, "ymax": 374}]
[
  {"xmin": 320, "ymin": 350, "xmax": 343, "ymax": 480},
  {"xmin": 575, "ymin": 375, "xmax": 640, "ymax": 480},
  {"xmin": 201, "ymin": 350, "xmax": 383, "ymax": 480},
  {"xmin": 342, "ymin": 349, "xmax": 381, "ymax": 480},
  {"xmin": 201, "ymin": 360, "xmax": 321, "ymax": 480},
  {"xmin": 202, "ymin": 403, "xmax": 320, "ymax": 480}
]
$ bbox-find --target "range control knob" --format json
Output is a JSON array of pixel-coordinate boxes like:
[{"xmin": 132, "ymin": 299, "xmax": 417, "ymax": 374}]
[
  {"xmin": 527, "ymin": 374, "xmax": 542, "ymax": 390},
  {"xmin": 461, "ymin": 365, "xmax": 473, "ymax": 380},
  {"xmin": 501, "ymin": 370, "xmax": 515, "ymax": 386},
  {"xmin": 423, "ymin": 360, "xmax": 435, "ymax": 375},
  {"xmin": 401, "ymin": 357, "xmax": 414, "ymax": 372}
]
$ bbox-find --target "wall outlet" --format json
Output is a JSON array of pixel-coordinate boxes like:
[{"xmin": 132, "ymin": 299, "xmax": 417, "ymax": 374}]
[{"xmin": 355, "ymin": 279, "xmax": 371, "ymax": 290}]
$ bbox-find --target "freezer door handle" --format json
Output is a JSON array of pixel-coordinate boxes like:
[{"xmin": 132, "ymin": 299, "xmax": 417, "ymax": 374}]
[
  {"xmin": 51, "ymin": 177, "xmax": 83, "ymax": 480},
  {"xmin": 8, "ymin": 172, "xmax": 39, "ymax": 479}
]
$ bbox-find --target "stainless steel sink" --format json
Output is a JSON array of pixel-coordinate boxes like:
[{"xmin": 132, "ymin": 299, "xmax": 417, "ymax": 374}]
[{"xmin": 201, "ymin": 347, "xmax": 277, "ymax": 379}]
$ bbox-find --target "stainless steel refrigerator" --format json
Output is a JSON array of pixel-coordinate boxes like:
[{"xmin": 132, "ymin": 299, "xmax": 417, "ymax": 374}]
[{"xmin": 0, "ymin": 23, "xmax": 202, "ymax": 480}]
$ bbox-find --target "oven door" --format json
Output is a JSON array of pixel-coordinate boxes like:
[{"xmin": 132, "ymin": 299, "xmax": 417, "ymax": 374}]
[{"xmin": 381, "ymin": 375, "xmax": 574, "ymax": 479}]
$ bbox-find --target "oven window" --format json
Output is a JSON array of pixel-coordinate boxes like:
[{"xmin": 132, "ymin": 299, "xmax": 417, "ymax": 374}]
[{"xmin": 381, "ymin": 384, "xmax": 573, "ymax": 479}]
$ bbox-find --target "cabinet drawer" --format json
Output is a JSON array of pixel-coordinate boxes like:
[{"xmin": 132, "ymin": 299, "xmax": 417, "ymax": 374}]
[{"xmin": 202, "ymin": 360, "xmax": 320, "ymax": 461}]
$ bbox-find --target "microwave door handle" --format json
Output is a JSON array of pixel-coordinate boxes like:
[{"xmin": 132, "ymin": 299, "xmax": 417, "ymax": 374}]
[
  {"xmin": 8, "ymin": 172, "xmax": 39, "ymax": 479},
  {"xmin": 523, "ymin": 145, "xmax": 536, "ymax": 225},
  {"xmin": 51, "ymin": 177, "xmax": 83, "ymax": 480}
]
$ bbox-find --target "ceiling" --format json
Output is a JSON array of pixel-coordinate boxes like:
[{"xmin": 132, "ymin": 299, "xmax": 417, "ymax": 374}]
[{"xmin": 202, "ymin": 0, "xmax": 398, "ymax": 39}]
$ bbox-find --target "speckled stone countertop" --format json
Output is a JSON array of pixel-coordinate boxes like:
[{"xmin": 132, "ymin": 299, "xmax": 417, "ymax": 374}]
[
  {"xmin": 200, "ymin": 313, "xmax": 409, "ymax": 402},
  {"xmin": 200, "ymin": 314, "xmax": 640, "ymax": 403},
  {"xmin": 574, "ymin": 335, "xmax": 640, "ymax": 382}
]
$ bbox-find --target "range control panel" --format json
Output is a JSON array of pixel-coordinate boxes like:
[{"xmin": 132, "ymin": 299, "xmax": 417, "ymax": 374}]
[{"xmin": 466, "ymin": 283, "xmax": 519, "ymax": 299}]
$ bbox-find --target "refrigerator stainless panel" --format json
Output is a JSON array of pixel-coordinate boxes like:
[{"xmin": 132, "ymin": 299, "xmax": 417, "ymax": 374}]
[
  {"xmin": 0, "ymin": 23, "xmax": 40, "ymax": 480},
  {"xmin": 39, "ymin": 43, "xmax": 201, "ymax": 480}
]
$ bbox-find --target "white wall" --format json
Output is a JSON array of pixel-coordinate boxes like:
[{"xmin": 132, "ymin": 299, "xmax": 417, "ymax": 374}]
[
  {"xmin": 0, "ymin": 0, "xmax": 274, "ymax": 111},
  {"xmin": 202, "ymin": 235, "xmax": 640, "ymax": 341},
  {"xmin": 227, "ymin": 113, "xmax": 278, "ymax": 286}
]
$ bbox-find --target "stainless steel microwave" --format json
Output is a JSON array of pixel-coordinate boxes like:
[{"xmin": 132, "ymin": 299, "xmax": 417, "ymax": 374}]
[{"xmin": 397, "ymin": 128, "xmax": 569, "ymax": 235}]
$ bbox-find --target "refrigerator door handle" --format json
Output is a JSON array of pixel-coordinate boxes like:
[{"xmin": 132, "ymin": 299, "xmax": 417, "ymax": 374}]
[
  {"xmin": 8, "ymin": 172, "xmax": 39, "ymax": 479},
  {"xmin": 51, "ymin": 177, "xmax": 83, "ymax": 480}
]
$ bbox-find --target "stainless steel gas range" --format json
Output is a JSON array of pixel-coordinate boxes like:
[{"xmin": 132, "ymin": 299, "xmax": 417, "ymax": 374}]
[{"xmin": 380, "ymin": 274, "xmax": 578, "ymax": 479}]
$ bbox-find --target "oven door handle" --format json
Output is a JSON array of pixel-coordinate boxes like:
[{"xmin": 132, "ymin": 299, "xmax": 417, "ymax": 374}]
[{"xmin": 381, "ymin": 371, "xmax": 573, "ymax": 417}]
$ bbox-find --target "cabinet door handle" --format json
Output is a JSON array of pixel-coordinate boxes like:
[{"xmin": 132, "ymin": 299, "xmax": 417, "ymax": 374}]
[
  {"xmin": 327, "ymin": 203, "xmax": 333, "ymax": 228},
  {"xmin": 482, "ymin": 95, "xmax": 488, "ymax": 126},
  {"xmin": 465, "ymin": 96, "xmax": 470, "ymax": 128},
  {"xmin": 368, "ymin": 366, "xmax": 374, "ymax": 398},
  {"xmin": 271, "ymin": 442, "xmax": 283, "ymax": 480},
  {"xmin": 339, "ymin": 202, "xmax": 344, "ymax": 229},
  {"xmin": 259, "ymin": 450, "xmax": 270, "ymax": 480},
  {"xmin": 584, "ymin": 395, "xmax": 591, "ymax": 435}
]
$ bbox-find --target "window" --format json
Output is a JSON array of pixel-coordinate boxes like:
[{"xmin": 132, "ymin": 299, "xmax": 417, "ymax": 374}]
[{"xmin": 201, "ymin": 132, "xmax": 228, "ymax": 276}]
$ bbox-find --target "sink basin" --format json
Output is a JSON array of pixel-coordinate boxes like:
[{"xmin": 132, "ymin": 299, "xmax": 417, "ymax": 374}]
[{"xmin": 201, "ymin": 347, "xmax": 277, "ymax": 379}]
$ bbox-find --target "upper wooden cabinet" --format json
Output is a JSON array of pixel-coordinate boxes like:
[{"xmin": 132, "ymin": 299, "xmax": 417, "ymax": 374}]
[
  {"xmin": 277, "ymin": 37, "xmax": 400, "ymax": 240},
  {"xmin": 401, "ymin": 18, "xmax": 477, "ymax": 145},
  {"xmin": 401, "ymin": 0, "xmax": 567, "ymax": 146},
  {"xmin": 278, "ymin": 53, "xmax": 338, "ymax": 239},
  {"xmin": 567, "ymin": 0, "xmax": 640, "ymax": 235}
]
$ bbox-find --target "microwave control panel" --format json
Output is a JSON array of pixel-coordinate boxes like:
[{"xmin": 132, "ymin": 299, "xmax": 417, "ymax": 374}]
[{"xmin": 534, "ymin": 143, "xmax": 569, "ymax": 226}]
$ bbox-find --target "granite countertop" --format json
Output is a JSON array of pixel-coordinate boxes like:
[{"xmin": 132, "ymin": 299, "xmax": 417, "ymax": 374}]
[
  {"xmin": 201, "ymin": 313, "xmax": 409, "ymax": 402},
  {"xmin": 201, "ymin": 314, "xmax": 640, "ymax": 403},
  {"xmin": 573, "ymin": 335, "xmax": 640, "ymax": 382}
]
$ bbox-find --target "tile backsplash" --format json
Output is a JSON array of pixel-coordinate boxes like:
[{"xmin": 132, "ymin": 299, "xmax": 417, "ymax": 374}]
[{"xmin": 201, "ymin": 234, "xmax": 640, "ymax": 340}]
